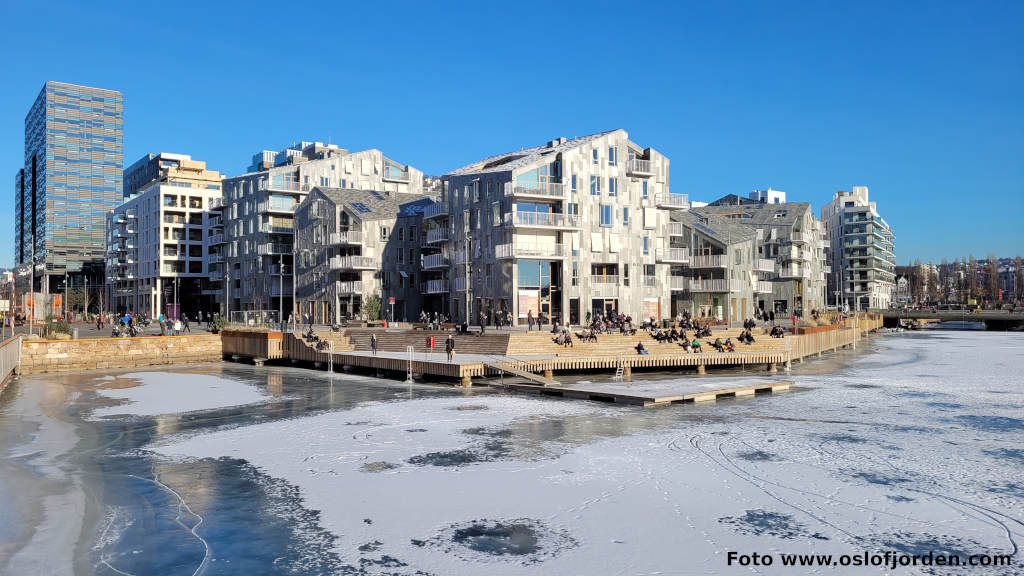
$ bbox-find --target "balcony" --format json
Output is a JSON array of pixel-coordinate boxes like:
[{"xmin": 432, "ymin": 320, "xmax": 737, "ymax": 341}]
[
  {"xmin": 330, "ymin": 255, "xmax": 376, "ymax": 271},
  {"xmin": 821, "ymin": 238, "xmax": 831, "ymax": 248},
  {"xmin": 823, "ymin": 265, "xmax": 832, "ymax": 273},
  {"xmin": 494, "ymin": 243, "xmax": 568, "ymax": 259},
  {"xmin": 626, "ymin": 158, "xmax": 655, "ymax": 177},
  {"xmin": 270, "ymin": 284, "xmax": 293, "ymax": 297},
  {"xmin": 780, "ymin": 265, "xmax": 810, "ymax": 279},
  {"xmin": 655, "ymin": 193, "xmax": 689, "ymax": 210},
  {"xmin": 208, "ymin": 216, "xmax": 223, "ymax": 228},
  {"xmin": 784, "ymin": 246, "xmax": 810, "ymax": 262},
  {"xmin": 257, "ymin": 242, "xmax": 292, "ymax": 255},
  {"xmin": 423, "ymin": 253, "xmax": 449, "ymax": 269},
  {"xmin": 328, "ymin": 230, "xmax": 363, "ymax": 245},
  {"xmin": 209, "ymin": 197, "xmax": 226, "ymax": 210},
  {"xmin": 756, "ymin": 280, "xmax": 774, "ymax": 293},
  {"xmin": 690, "ymin": 254, "xmax": 727, "ymax": 268},
  {"xmin": 423, "ymin": 202, "xmax": 448, "ymax": 220},
  {"xmin": 426, "ymin": 228, "xmax": 449, "ymax": 244},
  {"xmin": 669, "ymin": 276, "xmax": 688, "ymax": 291},
  {"xmin": 383, "ymin": 167, "xmax": 410, "ymax": 183},
  {"xmin": 656, "ymin": 248, "xmax": 690, "ymax": 264},
  {"xmin": 270, "ymin": 264, "xmax": 293, "ymax": 276},
  {"xmin": 591, "ymin": 275, "xmax": 619, "ymax": 297},
  {"xmin": 336, "ymin": 280, "xmax": 363, "ymax": 295},
  {"xmin": 756, "ymin": 258, "xmax": 775, "ymax": 273},
  {"xmin": 259, "ymin": 222, "xmax": 294, "ymax": 235},
  {"xmin": 790, "ymin": 231, "xmax": 807, "ymax": 244},
  {"xmin": 641, "ymin": 275, "xmax": 657, "ymax": 287},
  {"xmin": 504, "ymin": 211, "xmax": 580, "ymax": 229},
  {"xmin": 208, "ymin": 271, "xmax": 224, "ymax": 282},
  {"xmin": 688, "ymin": 278, "xmax": 744, "ymax": 293},
  {"xmin": 505, "ymin": 181, "xmax": 566, "ymax": 200},
  {"xmin": 666, "ymin": 222, "xmax": 684, "ymax": 236},
  {"xmin": 258, "ymin": 200, "xmax": 296, "ymax": 214},
  {"xmin": 263, "ymin": 178, "xmax": 310, "ymax": 193},
  {"xmin": 422, "ymin": 279, "xmax": 449, "ymax": 294},
  {"xmin": 453, "ymin": 277, "xmax": 467, "ymax": 292},
  {"xmin": 207, "ymin": 253, "xmax": 224, "ymax": 264}
]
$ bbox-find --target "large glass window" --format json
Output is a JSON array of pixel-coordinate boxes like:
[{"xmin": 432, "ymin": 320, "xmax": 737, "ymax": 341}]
[
  {"xmin": 608, "ymin": 177, "xmax": 618, "ymax": 197},
  {"xmin": 590, "ymin": 176, "xmax": 601, "ymax": 195},
  {"xmin": 608, "ymin": 147, "xmax": 617, "ymax": 166},
  {"xmin": 600, "ymin": 204, "xmax": 613, "ymax": 227}
]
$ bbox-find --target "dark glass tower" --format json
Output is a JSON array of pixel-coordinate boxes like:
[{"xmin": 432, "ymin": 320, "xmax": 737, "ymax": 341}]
[{"xmin": 16, "ymin": 81, "xmax": 124, "ymax": 292}]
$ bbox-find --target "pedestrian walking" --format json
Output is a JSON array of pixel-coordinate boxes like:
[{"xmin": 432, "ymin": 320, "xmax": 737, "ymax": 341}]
[
  {"xmin": 769, "ymin": 310, "xmax": 775, "ymax": 325},
  {"xmin": 445, "ymin": 334, "xmax": 455, "ymax": 363},
  {"xmin": 527, "ymin": 310, "xmax": 534, "ymax": 331},
  {"xmin": 158, "ymin": 313, "xmax": 166, "ymax": 336},
  {"xmin": 182, "ymin": 313, "xmax": 191, "ymax": 333},
  {"xmin": 370, "ymin": 333, "xmax": 378, "ymax": 356},
  {"xmin": 479, "ymin": 310, "xmax": 487, "ymax": 336}
]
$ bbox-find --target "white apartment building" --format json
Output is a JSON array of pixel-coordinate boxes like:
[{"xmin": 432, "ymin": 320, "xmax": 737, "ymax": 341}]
[{"xmin": 821, "ymin": 186, "xmax": 896, "ymax": 310}]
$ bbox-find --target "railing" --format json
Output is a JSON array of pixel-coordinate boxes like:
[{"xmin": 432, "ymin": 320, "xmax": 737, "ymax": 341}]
[
  {"xmin": 790, "ymin": 231, "xmax": 806, "ymax": 244},
  {"xmin": 756, "ymin": 258, "xmax": 775, "ymax": 273},
  {"xmin": 688, "ymin": 278, "xmax": 744, "ymax": 292},
  {"xmin": 209, "ymin": 233, "xmax": 226, "ymax": 245},
  {"xmin": 494, "ymin": 243, "xmax": 567, "ymax": 259},
  {"xmin": 258, "ymin": 200, "xmax": 297, "ymax": 213},
  {"xmin": 453, "ymin": 277, "xmax": 467, "ymax": 292},
  {"xmin": 328, "ymin": 230, "xmax": 363, "ymax": 245},
  {"xmin": 208, "ymin": 271, "xmax": 224, "ymax": 281},
  {"xmin": 209, "ymin": 197, "xmax": 225, "ymax": 210},
  {"xmin": 207, "ymin": 253, "xmax": 224, "ymax": 263},
  {"xmin": 669, "ymin": 276, "xmax": 688, "ymax": 291},
  {"xmin": 665, "ymin": 222, "xmax": 684, "ymax": 236},
  {"xmin": 383, "ymin": 167, "xmax": 410, "ymax": 182},
  {"xmin": 336, "ymin": 280, "xmax": 363, "ymax": 295},
  {"xmin": 426, "ymin": 228, "xmax": 449, "ymax": 243},
  {"xmin": 656, "ymin": 248, "xmax": 690, "ymax": 263},
  {"xmin": 269, "ymin": 285, "xmax": 293, "ymax": 297},
  {"xmin": 821, "ymin": 238, "xmax": 831, "ymax": 248},
  {"xmin": 655, "ymin": 193, "xmax": 689, "ymax": 209},
  {"xmin": 627, "ymin": 158, "xmax": 654, "ymax": 175},
  {"xmin": 270, "ymin": 265, "xmax": 293, "ymax": 275},
  {"xmin": 258, "ymin": 242, "xmax": 292, "ymax": 255},
  {"xmin": 208, "ymin": 216, "xmax": 223, "ymax": 228},
  {"xmin": 260, "ymin": 222, "xmax": 294, "ymax": 234},
  {"xmin": 1, "ymin": 336, "xmax": 23, "ymax": 388},
  {"xmin": 757, "ymin": 280, "xmax": 774, "ymax": 293},
  {"xmin": 690, "ymin": 254, "xmax": 727, "ymax": 268},
  {"xmin": 505, "ymin": 211, "xmax": 579, "ymax": 228},
  {"xmin": 591, "ymin": 275, "xmax": 619, "ymax": 296},
  {"xmin": 263, "ymin": 179, "xmax": 309, "ymax": 192},
  {"xmin": 823, "ymin": 265, "xmax": 832, "ymax": 273},
  {"xmin": 506, "ymin": 181, "xmax": 565, "ymax": 198},
  {"xmin": 423, "ymin": 202, "xmax": 448, "ymax": 219},
  {"xmin": 423, "ymin": 253, "xmax": 449, "ymax": 268},
  {"xmin": 330, "ymin": 255, "xmax": 376, "ymax": 270},
  {"xmin": 230, "ymin": 310, "xmax": 281, "ymax": 327},
  {"xmin": 642, "ymin": 275, "xmax": 657, "ymax": 287},
  {"xmin": 422, "ymin": 279, "xmax": 449, "ymax": 294}
]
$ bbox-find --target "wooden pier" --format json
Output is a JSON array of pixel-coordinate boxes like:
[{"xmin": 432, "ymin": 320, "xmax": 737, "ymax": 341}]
[{"xmin": 497, "ymin": 380, "xmax": 793, "ymax": 407}]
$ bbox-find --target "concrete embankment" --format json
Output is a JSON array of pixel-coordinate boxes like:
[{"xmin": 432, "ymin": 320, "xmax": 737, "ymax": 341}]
[{"xmin": 18, "ymin": 334, "xmax": 222, "ymax": 375}]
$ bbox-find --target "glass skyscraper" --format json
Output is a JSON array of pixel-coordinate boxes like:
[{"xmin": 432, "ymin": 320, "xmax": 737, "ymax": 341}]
[{"xmin": 14, "ymin": 81, "xmax": 124, "ymax": 292}]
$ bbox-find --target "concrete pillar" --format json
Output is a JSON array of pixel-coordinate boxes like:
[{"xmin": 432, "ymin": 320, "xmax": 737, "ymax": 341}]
[
  {"xmin": 697, "ymin": 363, "xmax": 706, "ymax": 375},
  {"xmin": 543, "ymin": 369, "xmax": 553, "ymax": 379},
  {"xmin": 767, "ymin": 363, "xmax": 777, "ymax": 373},
  {"xmin": 460, "ymin": 375, "xmax": 472, "ymax": 387}
]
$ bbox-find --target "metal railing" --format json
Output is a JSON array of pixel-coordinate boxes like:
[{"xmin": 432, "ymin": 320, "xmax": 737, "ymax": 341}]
[
  {"xmin": 423, "ymin": 202, "xmax": 448, "ymax": 219},
  {"xmin": 627, "ymin": 158, "xmax": 654, "ymax": 175},
  {"xmin": 453, "ymin": 277, "xmax": 467, "ymax": 292},
  {"xmin": 270, "ymin": 264, "xmax": 293, "ymax": 275},
  {"xmin": 757, "ymin": 280, "xmax": 774, "ymax": 293},
  {"xmin": 230, "ymin": 310, "xmax": 280, "ymax": 327},
  {"xmin": 591, "ymin": 275, "xmax": 619, "ymax": 296},
  {"xmin": 208, "ymin": 271, "xmax": 224, "ymax": 281},
  {"xmin": 262, "ymin": 179, "xmax": 310, "ymax": 192},
  {"xmin": 423, "ymin": 253, "xmax": 449, "ymax": 268},
  {"xmin": 665, "ymin": 222, "xmax": 684, "ymax": 236},
  {"xmin": 257, "ymin": 242, "xmax": 292, "ymax": 255},
  {"xmin": 336, "ymin": 280, "xmax": 363, "ymax": 295},
  {"xmin": 1, "ymin": 336, "xmax": 22, "ymax": 388},
  {"xmin": 655, "ymin": 193, "xmax": 689, "ymax": 209},
  {"xmin": 329, "ymin": 255, "xmax": 376, "ymax": 270},
  {"xmin": 259, "ymin": 223, "xmax": 295, "ymax": 234},
  {"xmin": 656, "ymin": 248, "xmax": 690, "ymax": 263},
  {"xmin": 505, "ymin": 211, "xmax": 579, "ymax": 228},
  {"xmin": 669, "ymin": 276, "xmax": 688, "ymax": 291},
  {"xmin": 790, "ymin": 231, "xmax": 807, "ymax": 244},
  {"xmin": 688, "ymin": 278, "xmax": 744, "ymax": 292},
  {"xmin": 328, "ymin": 230, "xmax": 363, "ymax": 245},
  {"xmin": 426, "ymin": 228, "xmax": 449, "ymax": 243},
  {"xmin": 494, "ymin": 243, "xmax": 567, "ymax": 259},
  {"xmin": 209, "ymin": 233, "xmax": 226, "ymax": 245},
  {"xmin": 690, "ymin": 254, "xmax": 727, "ymax": 268},
  {"xmin": 642, "ymin": 275, "xmax": 657, "ymax": 287},
  {"xmin": 756, "ymin": 258, "xmax": 775, "ymax": 273},
  {"xmin": 209, "ymin": 197, "xmax": 226, "ymax": 210},
  {"xmin": 422, "ymin": 279, "xmax": 449, "ymax": 294},
  {"xmin": 506, "ymin": 181, "xmax": 566, "ymax": 198},
  {"xmin": 258, "ymin": 200, "xmax": 297, "ymax": 213}
]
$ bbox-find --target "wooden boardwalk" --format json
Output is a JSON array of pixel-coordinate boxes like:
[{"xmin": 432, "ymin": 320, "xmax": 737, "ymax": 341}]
[{"xmin": 496, "ymin": 380, "xmax": 794, "ymax": 407}]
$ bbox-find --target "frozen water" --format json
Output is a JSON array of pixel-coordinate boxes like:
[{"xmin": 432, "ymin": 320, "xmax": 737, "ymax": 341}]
[{"xmin": 91, "ymin": 371, "xmax": 272, "ymax": 418}]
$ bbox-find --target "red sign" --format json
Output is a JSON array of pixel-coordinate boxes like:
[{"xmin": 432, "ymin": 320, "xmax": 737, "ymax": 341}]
[{"xmin": 388, "ymin": 297, "xmax": 395, "ymax": 305}]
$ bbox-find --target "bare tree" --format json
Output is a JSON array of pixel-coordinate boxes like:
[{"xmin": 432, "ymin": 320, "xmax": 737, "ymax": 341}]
[
  {"xmin": 967, "ymin": 255, "xmax": 979, "ymax": 303},
  {"xmin": 1016, "ymin": 256, "xmax": 1023, "ymax": 302},
  {"xmin": 986, "ymin": 254, "xmax": 1000, "ymax": 305}
]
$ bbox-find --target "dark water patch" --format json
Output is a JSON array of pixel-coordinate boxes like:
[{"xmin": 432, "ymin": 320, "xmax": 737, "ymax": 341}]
[
  {"xmin": 463, "ymin": 427, "xmax": 513, "ymax": 438},
  {"xmin": 405, "ymin": 428, "xmax": 427, "ymax": 433},
  {"xmin": 867, "ymin": 532, "xmax": 1001, "ymax": 575},
  {"xmin": 424, "ymin": 518, "xmax": 576, "ymax": 565},
  {"xmin": 925, "ymin": 402, "xmax": 962, "ymax": 410},
  {"xmin": 407, "ymin": 449, "xmax": 486, "ymax": 467},
  {"xmin": 984, "ymin": 448, "xmax": 1024, "ymax": 465},
  {"xmin": 988, "ymin": 482, "xmax": 1024, "ymax": 499},
  {"xmin": 886, "ymin": 495, "xmax": 915, "ymax": 502},
  {"xmin": 361, "ymin": 461, "xmax": 400, "ymax": 473},
  {"xmin": 363, "ymin": 518, "xmax": 373, "ymax": 524},
  {"xmin": 450, "ymin": 404, "xmax": 489, "ymax": 411},
  {"xmin": 718, "ymin": 509, "xmax": 828, "ymax": 540},
  {"xmin": 357, "ymin": 554, "xmax": 407, "ymax": 569},
  {"xmin": 820, "ymin": 433, "xmax": 868, "ymax": 444},
  {"xmin": 898, "ymin": 391, "xmax": 937, "ymax": 398},
  {"xmin": 850, "ymin": 471, "xmax": 910, "ymax": 486},
  {"xmin": 888, "ymin": 424, "xmax": 936, "ymax": 433},
  {"xmin": 735, "ymin": 450, "xmax": 780, "ymax": 462},
  {"xmin": 346, "ymin": 420, "xmax": 374, "ymax": 426},
  {"xmin": 956, "ymin": 415, "xmax": 1024, "ymax": 432},
  {"xmin": 845, "ymin": 383, "xmax": 881, "ymax": 389},
  {"xmin": 358, "ymin": 540, "xmax": 382, "ymax": 552}
]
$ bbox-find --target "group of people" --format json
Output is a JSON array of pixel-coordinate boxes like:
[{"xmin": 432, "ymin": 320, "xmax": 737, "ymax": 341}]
[
  {"xmin": 105, "ymin": 310, "xmax": 200, "ymax": 337},
  {"xmin": 418, "ymin": 311, "xmax": 450, "ymax": 330}
]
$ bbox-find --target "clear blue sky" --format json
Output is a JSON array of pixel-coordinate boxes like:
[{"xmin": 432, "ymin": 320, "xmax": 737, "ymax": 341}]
[{"xmin": 1, "ymin": 1, "xmax": 1021, "ymax": 267}]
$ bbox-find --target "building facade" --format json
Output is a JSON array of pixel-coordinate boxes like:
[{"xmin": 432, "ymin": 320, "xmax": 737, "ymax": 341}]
[
  {"xmin": 294, "ymin": 189, "xmax": 433, "ymax": 323},
  {"xmin": 438, "ymin": 129, "xmax": 685, "ymax": 326},
  {"xmin": 14, "ymin": 81, "xmax": 124, "ymax": 298},
  {"xmin": 691, "ymin": 201, "xmax": 829, "ymax": 316},
  {"xmin": 221, "ymin": 142, "xmax": 426, "ymax": 317},
  {"xmin": 123, "ymin": 152, "xmax": 223, "ymax": 198},
  {"xmin": 821, "ymin": 186, "xmax": 896, "ymax": 310}
]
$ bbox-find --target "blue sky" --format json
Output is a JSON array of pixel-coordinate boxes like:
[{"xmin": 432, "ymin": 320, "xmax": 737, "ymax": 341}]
[{"xmin": 1, "ymin": 1, "xmax": 1021, "ymax": 266}]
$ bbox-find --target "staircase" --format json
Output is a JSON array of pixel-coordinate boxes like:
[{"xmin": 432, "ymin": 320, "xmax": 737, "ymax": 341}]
[
  {"xmin": 343, "ymin": 328, "xmax": 511, "ymax": 356},
  {"xmin": 507, "ymin": 328, "xmax": 787, "ymax": 358},
  {"xmin": 484, "ymin": 362, "xmax": 559, "ymax": 386}
]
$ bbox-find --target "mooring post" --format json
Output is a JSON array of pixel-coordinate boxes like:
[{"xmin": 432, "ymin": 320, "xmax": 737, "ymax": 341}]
[
  {"xmin": 460, "ymin": 374, "xmax": 472, "ymax": 387},
  {"xmin": 767, "ymin": 363, "xmax": 777, "ymax": 373},
  {"xmin": 623, "ymin": 364, "xmax": 632, "ymax": 381},
  {"xmin": 543, "ymin": 369, "xmax": 554, "ymax": 379},
  {"xmin": 697, "ymin": 363, "xmax": 706, "ymax": 375}
]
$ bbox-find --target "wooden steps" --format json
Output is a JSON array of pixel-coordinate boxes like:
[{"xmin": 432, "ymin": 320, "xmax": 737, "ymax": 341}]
[
  {"xmin": 343, "ymin": 328, "xmax": 511, "ymax": 356},
  {"xmin": 506, "ymin": 329, "xmax": 787, "ymax": 358},
  {"xmin": 484, "ymin": 362, "xmax": 559, "ymax": 386}
]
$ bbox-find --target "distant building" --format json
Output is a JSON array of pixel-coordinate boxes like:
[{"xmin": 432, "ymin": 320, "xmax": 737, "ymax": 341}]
[
  {"xmin": 820, "ymin": 186, "xmax": 896, "ymax": 310},
  {"xmin": 105, "ymin": 157, "xmax": 225, "ymax": 317},
  {"xmin": 749, "ymin": 187, "xmax": 786, "ymax": 204},
  {"xmin": 221, "ymin": 142, "xmax": 426, "ymax": 317},
  {"xmin": 123, "ymin": 153, "xmax": 223, "ymax": 198},
  {"xmin": 14, "ymin": 82, "xmax": 124, "ymax": 300}
]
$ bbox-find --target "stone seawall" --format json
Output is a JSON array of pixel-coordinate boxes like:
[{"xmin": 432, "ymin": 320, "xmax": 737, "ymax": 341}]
[{"xmin": 19, "ymin": 334, "xmax": 223, "ymax": 374}]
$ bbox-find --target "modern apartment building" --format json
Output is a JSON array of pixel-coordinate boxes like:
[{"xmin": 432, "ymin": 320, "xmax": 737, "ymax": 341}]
[
  {"xmin": 437, "ymin": 129, "xmax": 685, "ymax": 326},
  {"xmin": 123, "ymin": 152, "xmax": 223, "ymax": 198},
  {"xmin": 293, "ymin": 188, "xmax": 433, "ymax": 323},
  {"xmin": 105, "ymin": 156, "xmax": 224, "ymax": 317},
  {"xmin": 820, "ymin": 186, "xmax": 896, "ymax": 310},
  {"xmin": 14, "ymin": 81, "xmax": 124, "ymax": 297},
  {"xmin": 691, "ymin": 201, "xmax": 829, "ymax": 315},
  {"xmin": 221, "ymin": 142, "xmax": 426, "ymax": 317}
]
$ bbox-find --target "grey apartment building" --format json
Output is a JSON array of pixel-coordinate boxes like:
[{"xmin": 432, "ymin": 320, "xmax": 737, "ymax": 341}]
[
  {"xmin": 221, "ymin": 141, "xmax": 425, "ymax": 317},
  {"xmin": 14, "ymin": 81, "xmax": 124, "ymax": 301},
  {"xmin": 437, "ymin": 129, "xmax": 686, "ymax": 326},
  {"xmin": 821, "ymin": 186, "xmax": 896, "ymax": 310}
]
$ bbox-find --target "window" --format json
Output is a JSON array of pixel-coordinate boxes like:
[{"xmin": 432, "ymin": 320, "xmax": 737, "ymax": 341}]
[
  {"xmin": 590, "ymin": 176, "xmax": 601, "ymax": 195},
  {"xmin": 492, "ymin": 201, "xmax": 501, "ymax": 226},
  {"xmin": 486, "ymin": 180, "xmax": 492, "ymax": 199},
  {"xmin": 398, "ymin": 249, "xmax": 404, "ymax": 264},
  {"xmin": 608, "ymin": 147, "xmax": 617, "ymax": 166},
  {"xmin": 600, "ymin": 204, "xmax": 613, "ymax": 227},
  {"xmin": 592, "ymin": 149, "xmax": 599, "ymax": 165},
  {"xmin": 408, "ymin": 248, "xmax": 414, "ymax": 263},
  {"xmin": 608, "ymin": 177, "xmax": 617, "ymax": 197},
  {"xmin": 567, "ymin": 203, "xmax": 578, "ymax": 216},
  {"xmin": 474, "ymin": 181, "xmax": 481, "ymax": 202},
  {"xmin": 623, "ymin": 207, "xmax": 629, "ymax": 226},
  {"xmin": 572, "ymin": 261, "xmax": 578, "ymax": 286},
  {"xmin": 398, "ymin": 228, "xmax": 404, "ymax": 241},
  {"xmin": 643, "ymin": 236, "xmax": 650, "ymax": 254},
  {"xmin": 381, "ymin": 272, "xmax": 390, "ymax": 288},
  {"xmin": 571, "ymin": 174, "xmax": 577, "ymax": 193},
  {"xmin": 623, "ymin": 263, "xmax": 629, "ymax": 286},
  {"xmin": 642, "ymin": 181, "xmax": 648, "ymax": 199},
  {"xmin": 380, "ymin": 226, "xmax": 389, "ymax": 240}
]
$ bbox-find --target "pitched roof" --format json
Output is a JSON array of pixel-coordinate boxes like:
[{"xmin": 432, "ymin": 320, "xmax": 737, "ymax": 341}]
[
  {"xmin": 446, "ymin": 129, "xmax": 623, "ymax": 177},
  {"xmin": 672, "ymin": 210, "xmax": 757, "ymax": 245},
  {"xmin": 691, "ymin": 201, "xmax": 812, "ymax": 228},
  {"xmin": 313, "ymin": 187, "xmax": 427, "ymax": 221}
]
